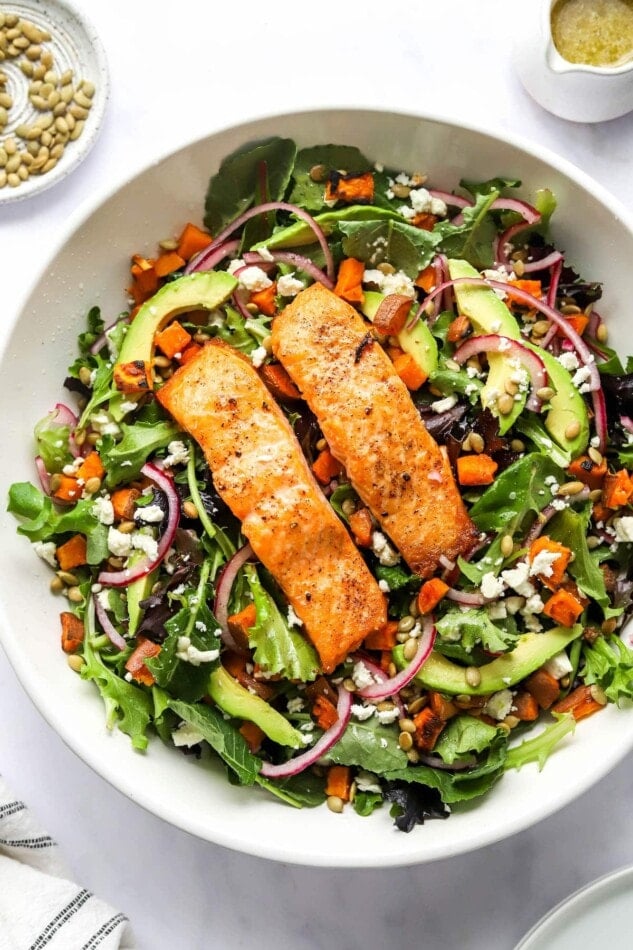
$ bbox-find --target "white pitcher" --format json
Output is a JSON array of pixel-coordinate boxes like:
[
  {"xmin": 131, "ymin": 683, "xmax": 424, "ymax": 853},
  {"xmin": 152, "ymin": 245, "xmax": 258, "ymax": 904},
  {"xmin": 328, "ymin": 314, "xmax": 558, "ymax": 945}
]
[{"xmin": 513, "ymin": 0, "xmax": 633, "ymax": 122}]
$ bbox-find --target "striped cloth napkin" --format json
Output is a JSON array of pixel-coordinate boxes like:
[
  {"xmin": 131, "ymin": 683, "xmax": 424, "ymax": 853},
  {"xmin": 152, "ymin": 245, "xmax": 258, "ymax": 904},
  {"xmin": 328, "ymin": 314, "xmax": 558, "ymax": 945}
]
[{"xmin": 0, "ymin": 776, "xmax": 135, "ymax": 949}]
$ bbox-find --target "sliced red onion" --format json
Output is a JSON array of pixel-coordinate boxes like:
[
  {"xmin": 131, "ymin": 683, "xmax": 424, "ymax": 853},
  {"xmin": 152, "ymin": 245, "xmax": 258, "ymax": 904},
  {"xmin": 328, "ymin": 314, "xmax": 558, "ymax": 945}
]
[
  {"xmin": 93, "ymin": 592, "xmax": 127, "ymax": 650},
  {"xmin": 35, "ymin": 456, "xmax": 51, "ymax": 494},
  {"xmin": 258, "ymin": 686, "xmax": 352, "ymax": 779},
  {"xmin": 232, "ymin": 290, "xmax": 256, "ymax": 322},
  {"xmin": 452, "ymin": 333, "xmax": 547, "ymax": 411},
  {"xmin": 621, "ymin": 416, "xmax": 633, "ymax": 434},
  {"xmin": 525, "ymin": 487, "xmax": 591, "ymax": 545},
  {"xmin": 351, "ymin": 652, "xmax": 405, "ymax": 718},
  {"xmin": 521, "ymin": 250, "xmax": 564, "ymax": 274},
  {"xmin": 186, "ymin": 201, "xmax": 335, "ymax": 282},
  {"xmin": 428, "ymin": 189, "xmax": 472, "ymax": 209},
  {"xmin": 445, "ymin": 588, "xmax": 486, "ymax": 606},
  {"xmin": 593, "ymin": 387, "xmax": 608, "ymax": 452},
  {"xmin": 186, "ymin": 238, "xmax": 241, "ymax": 274},
  {"xmin": 547, "ymin": 257, "xmax": 563, "ymax": 308},
  {"xmin": 490, "ymin": 197, "xmax": 540, "ymax": 222},
  {"xmin": 357, "ymin": 617, "xmax": 436, "ymax": 701},
  {"xmin": 89, "ymin": 315, "xmax": 131, "ymax": 357},
  {"xmin": 47, "ymin": 403, "xmax": 81, "ymax": 458},
  {"xmin": 213, "ymin": 541, "xmax": 254, "ymax": 647},
  {"xmin": 243, "ymin": 250, "xmax": 334, "ymax": 289},
  {"xmin": 97, "ymin": 462, "xmax": 180, "ymax": 587}
]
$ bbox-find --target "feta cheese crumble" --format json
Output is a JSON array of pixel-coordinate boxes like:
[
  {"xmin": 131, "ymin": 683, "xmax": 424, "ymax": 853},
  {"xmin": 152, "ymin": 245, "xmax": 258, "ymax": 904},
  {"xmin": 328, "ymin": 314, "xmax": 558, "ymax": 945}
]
[
  {"xmin": 176, "ymin": 636, "xmax": 220, "ymax": 666},
  {"xmin": 371, "ymin": 531, "xmax": 400, "ymax": 566}
]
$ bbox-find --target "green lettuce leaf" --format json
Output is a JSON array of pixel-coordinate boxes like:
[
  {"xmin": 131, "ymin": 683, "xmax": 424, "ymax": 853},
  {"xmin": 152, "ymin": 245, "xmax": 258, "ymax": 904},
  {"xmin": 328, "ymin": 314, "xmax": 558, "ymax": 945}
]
[
  {"xmin": 288, "ymin": 144, "xmax": 371, "ymax": 212},
  {"xmin": 547, "ymin": 506, "xmax": 619, "ymax": 618},
  {"xmin": 580, "ymin": 635, "xmax": 633, "ymax": 704},
  {"xmin": 245, "ymin": 565, "xmax": 320, "ymax": 682},
  {"xmin": 435, "ymin": 191, "xmax": 499, "ymax": 269},
  {"xmin": 100, "ymin": 418, "xmax": 179, "ymax": 487},
  {"xmin": 436, "ymin": 606, "xmax": 517, "ymax": 654},
  {"xmin": 82, "ymin": 637, "xmax": 153, "ymax": 751},
  {"xmin": 325, "ymin": 717, "xmax": 408, "ymax": 773},
  {"xmin": 204, "ymin": 136, "xmax": 297, "ymax": 233},
  {"xmin": 434, "ymin": 714, "xmax": 504, "ymax": 765},
  {"xmin": 8, "ymin": 482, "xmax": 102, "ymax": 556},
  {"xmin": 258, "ymin": 204, "xmax": 402, "ymax": 250},
  {"xmin": 256, "ymin": 770, "xmax": 326, "ymax": 808},
  {"xmin": 211, "ymin": 306, "xmax": 271, "ymax": 353},
  {"xmin": 468, "ymin": 453, "xmax": 565, "ymax": 533},
  {"xmin": 338, "ymin": 218, "xmax": 441, "ymax": 278},
  {"xmin": 158, "ymin": 691, "xmax": 261, "ymax": 785},
  {"xmin": 504, "ymin": 712, "xmax": 576, "ymax": 771}
]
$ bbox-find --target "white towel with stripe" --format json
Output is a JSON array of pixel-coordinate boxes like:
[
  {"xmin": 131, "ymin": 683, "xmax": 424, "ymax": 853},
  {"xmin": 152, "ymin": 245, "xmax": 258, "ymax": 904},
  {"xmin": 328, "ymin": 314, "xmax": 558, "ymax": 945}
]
[{"xmin": 0, "ymin": 777, "xmax": 135, "ymax": 950}]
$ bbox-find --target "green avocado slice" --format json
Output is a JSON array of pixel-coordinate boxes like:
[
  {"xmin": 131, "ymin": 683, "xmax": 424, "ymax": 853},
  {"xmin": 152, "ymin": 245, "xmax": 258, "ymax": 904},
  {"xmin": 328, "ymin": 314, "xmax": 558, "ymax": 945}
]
[
  {"xmin": 361, "ymin": 290, "xmax": 438, "ymax": 379},
  {"xmin": 525, "ymin": 342, "xmax": 590, "ymax": 456},
  {"xmin": 208, "ymin": 666, "xmax": 305, "ymax": 749},
  {"xmin": 393, "ymin": 626, "xmax": 582, "ymax": 695},
  {"xmin": 113, "ymin": 270, "xmax": 237, "ymax": 387}
]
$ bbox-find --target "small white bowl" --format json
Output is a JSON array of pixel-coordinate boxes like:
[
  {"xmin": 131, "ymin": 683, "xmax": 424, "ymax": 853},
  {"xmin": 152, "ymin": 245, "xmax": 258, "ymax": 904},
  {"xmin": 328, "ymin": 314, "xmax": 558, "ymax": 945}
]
[
  {"xmin": 1, "ymin": 108, "xmax": 633, "ymax": 867},
  {"xmin": 0, "ymin": 0, "xmax": 108, "ymax": 203}
]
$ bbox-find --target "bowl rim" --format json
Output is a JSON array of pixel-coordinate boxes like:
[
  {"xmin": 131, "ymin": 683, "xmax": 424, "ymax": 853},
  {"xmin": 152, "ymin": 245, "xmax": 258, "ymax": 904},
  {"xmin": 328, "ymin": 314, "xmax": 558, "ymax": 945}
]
[{"xmin": 2, "ymin": 105, "xmax": 633, "ymax": 867}]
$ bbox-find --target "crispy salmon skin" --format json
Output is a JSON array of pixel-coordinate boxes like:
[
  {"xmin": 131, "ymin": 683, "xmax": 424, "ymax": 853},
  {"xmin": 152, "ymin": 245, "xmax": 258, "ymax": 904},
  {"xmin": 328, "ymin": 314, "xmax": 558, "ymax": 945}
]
[
  {"xmin": 156, "ymin": 340, "xmax": 387, "ymax": 673},
  {"xmin": 271, "ymin": 283, "xmax": 477, "ymax": 577}
]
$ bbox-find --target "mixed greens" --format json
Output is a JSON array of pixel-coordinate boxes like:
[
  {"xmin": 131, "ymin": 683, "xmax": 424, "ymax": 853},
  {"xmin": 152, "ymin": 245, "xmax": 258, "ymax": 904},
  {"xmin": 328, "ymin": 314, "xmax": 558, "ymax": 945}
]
[{"xmin": 8, "ymin": 137, "xmax": 633, "ymax": 832}]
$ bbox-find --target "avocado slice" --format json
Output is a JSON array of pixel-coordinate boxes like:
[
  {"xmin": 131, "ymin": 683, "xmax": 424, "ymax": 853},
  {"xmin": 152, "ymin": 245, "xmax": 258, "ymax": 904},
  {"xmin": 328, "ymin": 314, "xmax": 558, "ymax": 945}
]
[
  {"xmin": 525, "ymin": 342, "xmax": 590, "ymax": 456},
  {"xmin": 393, "ymin": 625, "xmax": 581, "ymax": 695},
  {"xmin": 208, "ymin": 665, "xmax": 305, "ymax": 749},
  {"xmin": 361, "ymin": 290, "xmax": 438, "ymax": 378},
  {"xmin": 112, "ymin": 271, "xmax": 237, "ymax": 411},
  {"xmin": 448, "ymin": 258, "xmax": 525, "ymax": 434},
  {"xmin": 126, "ymin": 556, "xmax": 157, "ymax": 638}
]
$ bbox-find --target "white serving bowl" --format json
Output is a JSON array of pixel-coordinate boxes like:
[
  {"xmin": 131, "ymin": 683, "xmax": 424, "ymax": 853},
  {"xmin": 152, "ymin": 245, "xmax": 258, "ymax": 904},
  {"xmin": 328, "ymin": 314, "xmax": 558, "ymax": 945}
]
[{"xmin": 1, "ymin": 108, "xmax": 632, "ymax": 868}]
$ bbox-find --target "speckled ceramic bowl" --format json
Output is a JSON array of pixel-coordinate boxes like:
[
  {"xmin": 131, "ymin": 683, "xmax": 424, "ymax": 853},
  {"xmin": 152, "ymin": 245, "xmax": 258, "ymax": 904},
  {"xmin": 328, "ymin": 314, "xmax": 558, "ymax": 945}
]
[
  {"xmin": 0, "ymin": 0, "xmax": 108, "ymax": 203},
  {"xmin": 0, "ymin": 108, "xmax": 632, "ymax": 867}
]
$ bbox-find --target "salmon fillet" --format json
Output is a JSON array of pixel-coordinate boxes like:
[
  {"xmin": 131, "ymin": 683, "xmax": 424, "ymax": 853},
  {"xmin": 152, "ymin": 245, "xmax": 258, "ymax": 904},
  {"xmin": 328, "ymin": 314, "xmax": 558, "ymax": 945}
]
[
  {"xmin": 156, "ymin": 340, "xmax": 387, "ymax": 673},
  {"xmin": 271, "ymin": 283, "xmax": 477, "ymax": 577}
]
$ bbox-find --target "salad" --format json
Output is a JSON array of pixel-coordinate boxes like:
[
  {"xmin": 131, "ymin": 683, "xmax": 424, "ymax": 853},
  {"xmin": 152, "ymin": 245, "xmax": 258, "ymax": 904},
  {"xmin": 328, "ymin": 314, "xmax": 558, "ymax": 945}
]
[{"xmin": 8, "ymin": 137, "xmax": 633, "ymax": 833}]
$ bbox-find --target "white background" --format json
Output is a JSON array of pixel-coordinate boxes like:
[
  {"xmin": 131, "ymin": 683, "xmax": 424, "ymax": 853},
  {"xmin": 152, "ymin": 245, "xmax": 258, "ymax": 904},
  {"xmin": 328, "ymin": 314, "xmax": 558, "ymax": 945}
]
[{"xmin": 1, "ymin": 1, "xmax": 633, "ymax": 947}]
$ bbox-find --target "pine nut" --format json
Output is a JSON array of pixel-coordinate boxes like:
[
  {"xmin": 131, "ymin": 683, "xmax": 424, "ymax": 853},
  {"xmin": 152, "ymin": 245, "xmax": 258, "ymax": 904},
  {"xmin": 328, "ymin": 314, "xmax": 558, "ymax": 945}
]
[
  {"xmin": 50, "ymin": 576, "xmax": 65, "ymax": 594},
  {"xmin": 81, "ymin": 80, "xmax": 95, "ymax": 98},
  {"xmin": 500, "ymin": 534, "xmax": 514, "ymax": 557},
  {"xmin": 327, "ymin": 795, "xmax": 344, "ymax": 813},
  {"xmin": 497, "ymin": 393, "xmax": 515, "ymax": 415},
  {"xmin": 398, "ymin": 731, "xmax": 414, "ymax": 752},
  {"xmin": 510, "ymin": 438, "xmax": 526, "ymax": 452},
  {"xmin": 536, "ymin": 386, "xmax": 556, "ymax": 401},
  {"xmin": 17, "ymin": 164, "xmax": 28, "ymax": 180},
  {"xmin": 564, "ymin": 420, "xmax": 581, "ymax": 440},
  {"xmin": 403, "ymin": 637, "xmax": 418, "ymax": 661},
  {"xmin": 557, "ymin": 480, "xmax": 585, "ymax": 496},
  {"xmin": 0, "ymin": 169, "xmax": 6, "ymax": 188},
  {"xmin": 182, "ymin": 501, "xmax": 199, "ymax": 519},
  {"xmin": 596, "ymin": 323, "xmax": 608, "ymax": 343},
  {"xmin": 399, "ymin": 718, "xmax": 417, "ymax": 734},
  {"xmin": 588, "ymin": 446, "xmax": 603, "ymax": 465},
  {"xmin": 66, "ymin": 586, "xmax": 84, "ymax": 603},
  {"xmin": 469, "ymin": 432, "xmax": 485, "ymax": 454},
  {"xmin": 465, "ymin": 666, "xmax": 481, "ymax": 687},
  {"xmin": 83, "ymin": 476, "xmax": 102, "ymax": 494},
  {"xmin": 67, "ymin": 654, "xmax": 85, "ymax": 673},
  {"xmin": 398, "ymin": 615, "xmax": 416, "ymax": 633}
]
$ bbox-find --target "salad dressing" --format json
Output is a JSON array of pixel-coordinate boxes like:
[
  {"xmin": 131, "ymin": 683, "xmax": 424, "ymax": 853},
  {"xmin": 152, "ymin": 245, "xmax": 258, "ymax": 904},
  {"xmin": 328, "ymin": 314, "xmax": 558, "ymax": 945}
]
[{"xmin": 551, "ymin": 0, "xmax": 633, "ymax": 67}]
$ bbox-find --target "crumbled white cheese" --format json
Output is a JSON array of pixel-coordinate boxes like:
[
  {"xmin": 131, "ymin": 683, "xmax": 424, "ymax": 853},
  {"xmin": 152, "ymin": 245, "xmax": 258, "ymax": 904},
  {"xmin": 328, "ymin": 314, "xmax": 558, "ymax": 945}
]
[
  {"xmin": 430, "ymin": 394, "xmax": 458, "ymax": 414},
  {"xmin": 501, "ymin": 561, "xmax": 535, "ymax": 598},
  {"xmin": 505, "ymin": 595, "xmax": 525, "ymax": 615},
  {"xmin": 257, "ymin": 246, "xmax": 274, "ymax": 262},
  {"xmin": 351, "ymin": 703, "xmax": 376, "ymax": 721},
  {"xmin": 378, "ymin": 579, "xmax": 391, "ymax": 593},
  {"xmin": 480, "ymin": 572, "xmax": 506, "ymax": 600},
  {"xmin": 371, "ymin": 531, "xmax": 400, "ymax": 566},
  {"xmin": 120, "ymin": 400, "xmax": 140, "ymax": 415},
  {"xmin": 227, "ymin": 258, "xmax": 245, "ymax": 275},
  {"xmin": 528, "ymin": 549, "xmax": 561, "ymax": 579},
  {"xmin": 409, "ymin": 186, "xmax": 447, "ymax": 217},
  {"xmin": 131, "ymin": 531, "xmax": 159, "ymax": 561},
  {"xmin": 175, "ymin": 635, "xmax": 220, "ymax": 666},
  {"xmin": 355, "ymin": 770, "xmax": 382, "ymax": 794},
  {"xmin": 135, "ymin": 504, "xmax": 164, "ymax": 524},
  {"xmin": 163, "ymin": 440, "xmax": 189, "ymax": 467},
  {"xmin": 614, "ymin": 516, "xmax": 633, "ymax": 543},
  {"xmin": 484, "ymin": 689, "xmax": 514, "ymax": 721},
  {"xmin": 32, "ymin": 540, "xmax": 58, "ymax": 567},
  {"xmin": 250, "ymin": 346, "xmax": 267, "ymax": 368},
  {"xmin": 544, "ymin": 651, "xmax": 574, "ymax": 679},
  {"xmin": 89, "ymin": 410, "xmax": 120, "ymax": 437},
  {"xmin": 107, "ymin": 527, "xmax": 133, "ymax": 558},
  {"xmin": 362, "ymin": 267, "xmax": 416, "ymax": 298},
  {"xmin": 523, "ymin": 593, "xmax": 545, "ymax": 614},
  {"xmin": 287, "ymin": 696, "xmax": 305, "ymax": 714},
  {"xmin": 572, "ymin": 364, "xmax": 593, "ymax": 392},
  {"xmin": 277, "ymin": 273, "xmax": 305, "ymax": 297},
  {"xmin": 557, "ymin": 351, "xmax": 580, "ymax": 372},
  {"xmin": 376, "ymin": 706, "xmax": 400, "ymax": 725},
  {"xmin": 92, "ymin": 496, "xmax": 114, "ymax": 526},
  {"xmin": 351, "ymin": 660, "xmax": 376, "ymax": 690},
  {"xmin": 172, "ymin": 722, "xmax": 205, "ymax": 747},
  {"xmin": 238, "ymin": 266, "xmax": 273, "ymax": 292},
  {"xmin": 487, "ymin": 601, "xmax": 508, "ymax": 620},
  {"xmin": 287, "ymin": 605, "xmax": 303, "ymax": 628}
]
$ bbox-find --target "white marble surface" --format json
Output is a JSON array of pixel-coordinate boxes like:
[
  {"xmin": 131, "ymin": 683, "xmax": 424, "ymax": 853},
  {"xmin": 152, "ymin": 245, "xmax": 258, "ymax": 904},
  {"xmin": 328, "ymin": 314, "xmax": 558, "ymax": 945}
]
[{"xmin": 1, "ymin": 1, "xmax": 633, "ymax": 947}]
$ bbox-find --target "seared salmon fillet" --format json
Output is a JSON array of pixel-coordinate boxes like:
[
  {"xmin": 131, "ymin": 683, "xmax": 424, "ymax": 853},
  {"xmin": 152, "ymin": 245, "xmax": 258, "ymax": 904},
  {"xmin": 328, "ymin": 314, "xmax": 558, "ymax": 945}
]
[
  {"xmin": 156, "ymin": 340, "xmax": 387, "ymax": 673},
  {"xmin": 271, "ymin": 283, "xmax": 477, "ymax": 577}
]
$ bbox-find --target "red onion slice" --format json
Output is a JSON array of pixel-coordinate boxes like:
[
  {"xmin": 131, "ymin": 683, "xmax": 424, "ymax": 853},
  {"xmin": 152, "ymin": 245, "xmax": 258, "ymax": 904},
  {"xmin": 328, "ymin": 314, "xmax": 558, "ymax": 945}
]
[
  {"xmin": 452, "ymin": 334, "xmax": 547, "ymax": 411},
  {"xmin": 621, "ymin": 416, "xmax": 633, "ymax": 435},
  {"xmin": 351, "ymin": 652, "xmax": 405, "ymax": 718},
  {"xmin": 428, "ymin": 189, "xmax": 472, "ymax": 209},
  {"xmin": 521, "ymin": 250, "xmax": 564, "ymax": 274},
  {"xmin": 97, "ymin": 462, "xmax": 180, "ymax": 587},
  {"xmin": 35, "ymin": 456, "xmax": 51, "ymax": 494},
  {"xmin": 185, "ymin": 238, "xmax": 240, "ymax": 275},
  {"xmin": 547, "ymin": 257, "xmax": 563, "ymax": 308},
  {"xmin": 495, "ymin": 221, "xmax": 533, "ymax": 266},
  {"xmin": 258, "ymin": 686, "xmax": 352, "ymax": 779},
  {"xmin": 213, "ymin": 542, "xmax": 254, "ymax": 647},
  {"xmin": 187, "ymin": 201, "xmax": 335, "ymax": 282},
  {"xmin": 357, "ymin": 617, "xmax": 435, "ymax": 701},
  {"xmin": 93, "ymin": 592, "xmax": 127, "ymax": 650},
  {"xmin": 490, "ymin": 197, "xmax": 540, "ymax": 222},
  {"xmin": 243, "ymin": 250, "xmax": 334, "ymax": 289},
  {"xmin": 445, "ymin": 588, "xmax": 487, "ymax": 606}
]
